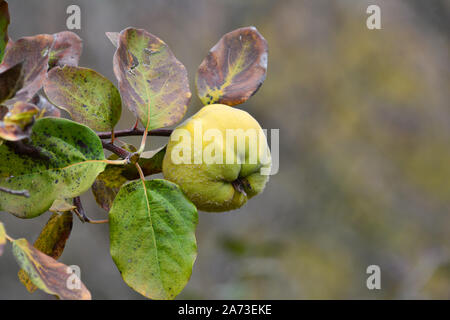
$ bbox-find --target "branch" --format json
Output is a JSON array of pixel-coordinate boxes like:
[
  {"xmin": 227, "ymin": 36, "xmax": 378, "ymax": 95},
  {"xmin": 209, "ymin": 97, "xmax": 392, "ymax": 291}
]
[
  {"xmin": 97, "ymin": 128, "xmax": 172, "ymax": 139},
  {"xmin": 102, "ymin": 141, "xmax": 133, "ymax": 159},
  {"xmin": 73, "ymin": 196, "xmax": 108, "ymax": 224}
]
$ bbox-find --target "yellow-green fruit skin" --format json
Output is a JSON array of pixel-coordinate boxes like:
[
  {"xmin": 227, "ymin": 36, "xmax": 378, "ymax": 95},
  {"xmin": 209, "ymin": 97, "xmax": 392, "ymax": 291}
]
[{"xmin": 162, "ymin": 104, "xmax": 271, "ymax": 212}]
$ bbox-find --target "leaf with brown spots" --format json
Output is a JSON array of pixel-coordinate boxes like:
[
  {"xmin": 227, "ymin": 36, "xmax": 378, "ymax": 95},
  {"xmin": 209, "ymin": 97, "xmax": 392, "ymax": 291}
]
[
  {"xmin": 31, "ymin": 94, "xmax": 61, "ymax": 118},
  {"xmin": 12, "ymin": 238, "xmax": 91, "ymax": 300},
  {"xmin": 0, "ymin": 0, "xmax": 10, "ymax": 63},
  {"xmin": 0, "ymin": 62, "xmax": 24, "ymax": 104},
  {"xmin": 0, "ymin": 34, "xmax": 54, "ymax": 105},
  {"xmin": 0, "ymin": 101, "xmax": 38, "ymax": 141},
  {"xmin": 110, "ymin": 179, "xmax": 198, "ymax": 299},
  {"xmin": 44, "ymin": 66, "xmax": 122, "ymax": 131},
  {"xmin": 18, "ymin": 212, "xmax": 73, "ymax": 293},
  {"xmin": 48, "ymin": 31, "xmax": 82, "ymax": 68},
  {"xmin": 196, "ymin": 26, "xmax": 268, "ymax": 106},
  {"xmin": 0, "ymin": 221, "xmax": 6, "ymax": 256},
  {"xmin": 0, "ymin": 117, "xmax": 106, "ymax": 219},
  {"xmin": 113, "ymin": 28, "xmax": 191, "ymax": 130}
]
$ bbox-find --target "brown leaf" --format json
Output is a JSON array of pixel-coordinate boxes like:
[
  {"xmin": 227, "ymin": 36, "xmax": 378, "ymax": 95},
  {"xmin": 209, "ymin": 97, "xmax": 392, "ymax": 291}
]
[
  {"xmin": 13, "ymin": 238, "xmax": 91, "ymax": 300},
  {"xmin": 113, "ymin": 28, "xmax": 191, "ymax": 129},
  {"xmin": 196, "ymin": 26, "xmax": 268, "ymax": 106},
  {"xmin": 18, "ymin": 212, "xmax": 73, "ymax": 293},
  {"xmin": 48, "ymin": 31, "xmax": 82, "ymax": 68},
  {"xmin": 0, "ymin": 62, "xmax": 23, "ymax": 104},
  {"xmin": 0, "ymin": 34, "xmax": 54, "ymax": 105}
]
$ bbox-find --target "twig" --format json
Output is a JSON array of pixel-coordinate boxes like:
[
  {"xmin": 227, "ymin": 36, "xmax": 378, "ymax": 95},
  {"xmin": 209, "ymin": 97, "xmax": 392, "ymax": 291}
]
[
  {"xmin": 102, "ymin": 141, "xmax": 133, "ymax": 160},
  {"xmin": 73, "ymin": 197, "xmax": 109, "ymax": 224},
  {"xmin": 97, "ymin": 128, "xmax": 172, "ymax": 139}
]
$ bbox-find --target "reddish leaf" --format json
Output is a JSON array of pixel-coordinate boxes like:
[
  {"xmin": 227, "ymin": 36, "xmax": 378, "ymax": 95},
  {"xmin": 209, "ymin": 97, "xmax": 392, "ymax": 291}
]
[
  {"xmin": 196, "ymin": 26, "xmax": 268, "ymax": 106},
  {"xmin": 0, "ymin": 34, "xmax": 54, "ymax": 105},
  {"xmin": 0, "ymin": 62, "xmax": 24, "ymax": 104},
  {"xmin": 12, "ymin": 238, "xmax": 91, "ymax": 300},
  {"xmin": 0, "ymin": 0, "xmax": 10, "ymax": 62},
  {"xmin": 48, "ymin": 31, "xmax": 82, "ymax": 68}
]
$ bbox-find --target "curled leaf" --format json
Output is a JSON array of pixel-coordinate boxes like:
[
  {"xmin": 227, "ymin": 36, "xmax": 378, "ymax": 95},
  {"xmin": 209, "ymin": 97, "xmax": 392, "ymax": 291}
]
[
  {"xmin": 44, "ymin": 66, "xmax": 122, "ymax": 131},
  {"xmin": 113, "ymin": 27, "xmax": 191, "ymax": 130},
  {"xmin": 12, "ymin": 238, "xmax": 91, "ymax": 300},
  {"xmin": 196, "ymin": 26, "xmax": 268, "ymax": 106},
  {"xmin": 18, "ymin": 212, "xmax": 73, "ymax": 293},
  {"xmin": 0, "ymin": 33, "xmax": 54, "ymax": 105},
  {"xmin": 110, "ymin": 179, "xmax": 198, "ymax": 300},
  {"xmin": 0, "ymin": 101, "xmax": 38, "ymax": 141},
  {"xmin": 48, "ymin": 31, "xmax": 82, "ymax": 68}
]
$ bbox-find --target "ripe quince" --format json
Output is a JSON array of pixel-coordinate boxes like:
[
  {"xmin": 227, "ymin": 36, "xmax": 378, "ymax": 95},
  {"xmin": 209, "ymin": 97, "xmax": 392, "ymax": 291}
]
[{"xmin": 162, "ymin": 104, "xmax": 271, "ymax": 212}]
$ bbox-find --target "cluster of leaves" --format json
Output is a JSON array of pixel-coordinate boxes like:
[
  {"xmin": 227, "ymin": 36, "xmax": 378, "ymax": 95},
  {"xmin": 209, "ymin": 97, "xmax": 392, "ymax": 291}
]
[{"xmin": 0, "ymin": 0, "xmax": 268, "ymax": 300}]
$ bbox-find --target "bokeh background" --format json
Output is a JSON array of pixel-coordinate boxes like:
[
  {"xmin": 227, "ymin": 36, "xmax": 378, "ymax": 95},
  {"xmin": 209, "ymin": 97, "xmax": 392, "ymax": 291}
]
[{"xmin": 1, "ymin": 0, "xmax": 449, "ymax": 299}]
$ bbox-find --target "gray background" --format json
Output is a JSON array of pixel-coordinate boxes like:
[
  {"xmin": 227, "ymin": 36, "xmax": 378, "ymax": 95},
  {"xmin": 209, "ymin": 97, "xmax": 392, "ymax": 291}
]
[{"xmin": 0, "ymin": 0, "xmax": 449, "ymax": 299}]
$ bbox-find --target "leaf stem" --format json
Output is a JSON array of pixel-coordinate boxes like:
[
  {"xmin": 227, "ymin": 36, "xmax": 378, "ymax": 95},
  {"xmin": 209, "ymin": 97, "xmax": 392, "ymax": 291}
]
[
  {"xmin": 135, "ymin": 162, "xmax": 146, "ymax": 183},
  {"xmin": 138, "ymin": 101, "xmax": 152, "ymax": 154},
  {"xmin": 5, "ymin": 233, "xmax": 15, "ymax": 242}
]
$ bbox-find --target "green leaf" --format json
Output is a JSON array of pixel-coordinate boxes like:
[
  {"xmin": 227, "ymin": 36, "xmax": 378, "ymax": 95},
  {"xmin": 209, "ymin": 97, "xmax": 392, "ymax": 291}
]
[
  {"xmin": 109, "ymin": 179, "xmax": 198, "ymax": 300},
  {"xmin": 0, "ymin": 221, "xmax": 6, "ymax": 256},
  {"xmin": 44, "ymin": 66, "xmax": 122, "ymax": 131},
  {"xmin": 12, "ymin": 238, "xmax": 91, "ymax": 300},
  {"xmin": 0, "ymin": 0, "xmax": 10, "ymax": 63},
  {"xmin": 196, "ymin": 26, "xmax": 268, "ymax": 106},
  {"xmin": 113, "ymin": 28, "xmax": 191, "ymax": 130},
  {"xmin": 18, "ymin": 212, "xmax": 73, "ymax": 293},
  {"xmin": 0, "ymin": 34, "xmax": 53, "ymax": 105},
  {"xmin": 48, "ymin": 31, "xmax": 82, "ymax": 68},
  {"xmin": 92, "ymin": 146, "xmax": 166, "ymax": 211},
  {"xmin": 0, "ymin": 117, "xmax": 106, "ymax": 218},
  {"xmin": 0, "ymin": 62, "xmax": 24, "ymax": 104}
]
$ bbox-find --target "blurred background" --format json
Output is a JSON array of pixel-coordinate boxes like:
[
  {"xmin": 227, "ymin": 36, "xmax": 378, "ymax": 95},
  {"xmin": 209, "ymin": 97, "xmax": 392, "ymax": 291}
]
[{"xmin": 0, "ymin": 0, "xmax": 449, "ymax": 299}]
